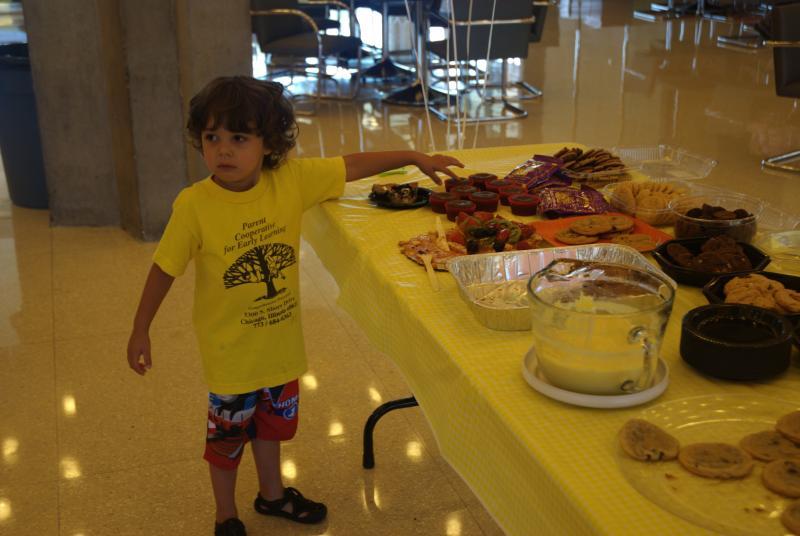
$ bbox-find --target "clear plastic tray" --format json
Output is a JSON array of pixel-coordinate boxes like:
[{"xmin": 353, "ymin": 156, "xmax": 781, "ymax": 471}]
[
  {"xmin": 446, "ymin": 245, "xmax": 676, "ymax": 331},
  {"xmin": 601, "ymin": 180, "xmax": 723, "ymax": 226},
  {"xmin": 613, "ymin": 145, "xmax": 717, "ymax": 181}
]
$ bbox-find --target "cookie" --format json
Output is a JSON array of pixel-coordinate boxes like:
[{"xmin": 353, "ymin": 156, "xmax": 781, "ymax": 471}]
[
  {"xmin": 740, "ymin": 430, "xmax": 800, "ymax": 462},
  {"xmin": 775, "ymin": 289, "xmax": 800, "ymax": 314},
  {"xmin": 763, "ymin": 459, "xmax": 800, "ymax": 497},
  {"xmin": 610, "ymin": 234, "xmax": 657, "ymax": 250},
  {"xmin": 781, "ymin": 499, "xmax": 800, "ymax": 535},
  {"xmin": 570, "ymin": 216, "xmax": 613, "ymax": 236},
  {"xmin": 677, "ymin": 442, "xmax": 754, "ymax": 479},
  {"xmin": 618, "ymin": 419, "xmax": 680, "ymax": 462},
  {"xmin": 555, "ymin": 229, "xmax": 598, "ymax": 245},
  {"xmin": 608, "ymin": 215, "xmax": 634, "ymax": 232},
  {"xmin": 777, "ymin": 411, "xmax": 800, "ymax": 443},
  {"xmin": 599, "ymin": 228, "xmax": 634, "ymax": 240}
]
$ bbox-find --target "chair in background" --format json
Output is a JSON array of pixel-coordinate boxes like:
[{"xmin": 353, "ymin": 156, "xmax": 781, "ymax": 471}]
[
  {"xmin": 762, "ymin": 1, "xmax": 800, "ymax": 172},
  {"xmin": 426, "ymin": 0, "xmax": 538, "ymax": 123},
  {"xmin": 251, "ymin": 0, "xmax": 362, "ymax": 115}
]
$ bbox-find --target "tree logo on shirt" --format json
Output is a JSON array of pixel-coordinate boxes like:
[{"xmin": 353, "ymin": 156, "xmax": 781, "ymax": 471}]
[{"xmin": 223, "ymin": 243, "xmax": 297, "ymax": 301}]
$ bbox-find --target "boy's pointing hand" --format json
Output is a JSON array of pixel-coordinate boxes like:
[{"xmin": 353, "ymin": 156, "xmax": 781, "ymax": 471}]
[{"xmin": 415, "ymin": 154, "xmax": 464, "ymax": 185}]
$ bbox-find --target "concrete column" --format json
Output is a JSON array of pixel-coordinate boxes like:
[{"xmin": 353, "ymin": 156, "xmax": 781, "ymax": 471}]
[
  {"xmin": 23, "ymin": 0, "xmax": 251, "ymax": 239},
  {"xmin": 24, "ymin": 0, "xmax": 121, "ymax": 226}
]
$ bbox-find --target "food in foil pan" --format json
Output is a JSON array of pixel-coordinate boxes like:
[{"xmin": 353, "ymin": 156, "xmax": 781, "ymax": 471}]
[
  {"xmin": 505, "ymin": 155, "xmax": 562, "ymax": 187},
  {"xmin": 447, "ymin": 245, "xmax": 675, "ymax": 331},
  {"xmin": 538, "ymin": 185, "xmax": 610, "ymax": 218},
  {"xmin": 472, "ymin": 280, "xmax": 530, "ymax": 309}
]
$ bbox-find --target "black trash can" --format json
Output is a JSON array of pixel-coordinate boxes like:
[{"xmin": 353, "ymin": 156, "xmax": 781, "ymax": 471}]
[{"xmin": 0, "ymin": 43, "xmax": 48, "ymax": 209}]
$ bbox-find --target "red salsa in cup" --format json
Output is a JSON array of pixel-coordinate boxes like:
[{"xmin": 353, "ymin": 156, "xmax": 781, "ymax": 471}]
[
  {"xmin": 429, "ymin": 191, "xmax": 457, "ymax": 214},
  {"xmin": 509, "ymin": 194, "xmax": 540, "ymax": 216},
  {"xmin": 486, "ymin": 179, "xmax": 513, "ymax": 193},
  {"xmin": 445, "ymin": 199, "xmax": 476, "ymax": 222},
  {"xmin": 468, "ymin": 173, "xmax": 497, "ymax": 191},
  {"xmin": 469, "ymin": 191, "xmax": 499, "ymax": 212},
  {"xmin": 451, "ymin": 185, "xmax": 478, "ymax": 200},
  {"xmin": 444, "ymin": 177, "xmax": 470, "ymax": 192},
  {"xmin": 498, "ymin": 185, "xmax": 526, "ymax": 206}
]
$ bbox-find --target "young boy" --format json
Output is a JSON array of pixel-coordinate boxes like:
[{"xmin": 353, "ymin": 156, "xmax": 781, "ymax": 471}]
[{"xmin": 126, "ymin": 76, "xmax": 463, "ymax": 536}]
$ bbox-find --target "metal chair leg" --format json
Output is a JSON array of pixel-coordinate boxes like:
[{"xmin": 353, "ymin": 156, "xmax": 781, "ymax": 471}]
[{"xmin": 362, "ymin": 396, "xmax": 419, "ymax": 469}]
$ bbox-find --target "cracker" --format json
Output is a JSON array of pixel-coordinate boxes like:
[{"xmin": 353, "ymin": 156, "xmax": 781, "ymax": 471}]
[
  {"xmin": 618, "ymin": 419, "xmax": 680, "ymax": 462},
  {"xmin": 677, "ymin": 442, "xmax": 754, "ymax": 479},
  {"xmin": 763, "ymin": 459, "xmax": 800, "ymax": 497}
]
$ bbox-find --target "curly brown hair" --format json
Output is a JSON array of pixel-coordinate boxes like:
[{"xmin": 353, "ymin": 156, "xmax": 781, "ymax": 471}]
[{"xmin": 186, "ymin": 76, "xmax": 298, "ymax": 170}]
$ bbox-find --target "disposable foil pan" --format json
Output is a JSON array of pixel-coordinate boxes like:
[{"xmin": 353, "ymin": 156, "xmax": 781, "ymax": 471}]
[{"xmin": 446, "ymin": 244, "xmax": 676, "ymax": 331}]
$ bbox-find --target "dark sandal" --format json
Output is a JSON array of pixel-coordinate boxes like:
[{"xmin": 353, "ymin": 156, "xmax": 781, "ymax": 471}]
[
  {"xmin": 214, "ymin": 517, "xmax": 247, "ymax": 536},
  {"xmin": 254, "ymin": 487, "xmax": 327, "ymax": 524}
]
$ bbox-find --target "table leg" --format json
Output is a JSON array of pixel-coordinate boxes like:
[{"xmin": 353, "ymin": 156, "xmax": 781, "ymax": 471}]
[{"xmin": 362, "ymin": 396, "xmax": 420, "ymax": 469}]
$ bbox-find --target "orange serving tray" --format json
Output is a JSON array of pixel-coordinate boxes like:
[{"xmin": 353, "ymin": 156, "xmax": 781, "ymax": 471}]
[{"xmin": 535, "ymin": 212, "xmax": 673, "ymax": 252}]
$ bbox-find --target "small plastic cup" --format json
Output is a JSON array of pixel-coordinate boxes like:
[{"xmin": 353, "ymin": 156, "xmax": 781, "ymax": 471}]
[
  {"xmin": 469, "ymin": 191, "xmax": 499, "ymax": 212},
  {"xmin": 509, "ymin": 194, "xmax": 540, "ymax": 216},
  {"xmin": 445, "ymin": 199, "xmax": 477, "ymax": 222},
  {"xmin": 486, "ymin": 179, "xmax": 513, "ymax": 193},
  {"xmin": 498, "ymin": 185, "xmax": 526, "ymax": 206},
  {"xmin": 451, "ymin": 184, "xmax": 478, "ymax": 200},
  {"xmin": 445, "ymin": 177, "xmax": 470, "ymax": 192},
  {"xmin": 468, "ymin": 173, "xmax": 497, "ymax": 191},
  {"xmin": 430, "ymin": 191, "xmax": 457, "ymax": 214}
]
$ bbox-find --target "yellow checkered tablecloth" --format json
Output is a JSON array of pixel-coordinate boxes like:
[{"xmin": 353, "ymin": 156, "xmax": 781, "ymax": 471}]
[{"xmin": 302, "ymin": 143, "xmax": 800, "ymax": 535}]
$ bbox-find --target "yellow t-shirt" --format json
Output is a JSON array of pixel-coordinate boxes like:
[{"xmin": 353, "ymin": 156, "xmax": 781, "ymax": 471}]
[{"xmin": 153, "ymin": 157, "xmax": 346, "ymax": 394}]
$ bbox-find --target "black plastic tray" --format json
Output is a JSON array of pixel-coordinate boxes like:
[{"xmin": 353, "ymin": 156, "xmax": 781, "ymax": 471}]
[{"xmin": 651, "ymin": 237, "xmax": 770, "ymax": 287}]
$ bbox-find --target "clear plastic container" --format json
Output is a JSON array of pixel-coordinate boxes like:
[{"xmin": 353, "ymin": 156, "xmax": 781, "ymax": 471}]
[
  {"xmin": 613, "ymin": 145, "xmax": 717, "ymax": 181},
  {"xmin": 754, "ymin": 231, "xmax": 800, "ymax": 275},
  {"xmin": 669, "ymin": 193, "xmax": 764, "ymax": 243},
  {"xmin": 602, "ymin": 180, "xmax": 721, "ymax": 226}
]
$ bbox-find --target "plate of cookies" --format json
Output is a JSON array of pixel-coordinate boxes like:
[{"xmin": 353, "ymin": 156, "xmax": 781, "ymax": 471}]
[
  {"xmin": 617, "ymin": 394, "xmax": 800, "ymax": 536},
  {"xmin": 551, "ymin": 146, "xmax": 636, "ymax": 181},
  {"xmin": 535, "ymin": 213, "xmax": 673, "ymax": 252},
  {"xmin": 704, "ymin": 272, "xmax": 800, "ymax": 323}
]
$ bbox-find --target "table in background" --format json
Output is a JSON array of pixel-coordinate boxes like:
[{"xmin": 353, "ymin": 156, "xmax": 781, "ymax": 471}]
[{"xmin": 303, "ymin": 143, "xmax": 800, "ymax": 535}]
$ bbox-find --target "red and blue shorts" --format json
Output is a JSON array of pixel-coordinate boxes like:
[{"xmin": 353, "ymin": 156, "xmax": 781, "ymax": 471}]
[{"xmin": 204, "ymin": 380, "xmax": 299, "ymax": 470}]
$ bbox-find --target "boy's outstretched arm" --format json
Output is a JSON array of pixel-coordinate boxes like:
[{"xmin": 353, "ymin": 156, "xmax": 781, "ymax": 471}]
[
  {"xmin": 343, "ymin": 151, "xmax": 464, "ymax": 184},
  {"xmin": 127, "ymin": 263, "xmax": 175, "ymax": 375}
]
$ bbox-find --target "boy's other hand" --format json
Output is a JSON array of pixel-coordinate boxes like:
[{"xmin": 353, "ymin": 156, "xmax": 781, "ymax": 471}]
[
  {"xmin": 416, "ymin": 154, "xmax": 464, "ymax": 185},
  {"xmin": 127, "ymin": 330, "xmax": 152, "ymax": 375}
]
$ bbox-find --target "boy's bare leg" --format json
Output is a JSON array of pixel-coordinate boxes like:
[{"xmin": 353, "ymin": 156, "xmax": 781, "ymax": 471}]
[
  {"xmin": 251, "ymin": 438, "xmax": 286, "ymax": 503},
  {"xmin": 209, "ymin": 464, "xmax": 239, "ymax": 523}
]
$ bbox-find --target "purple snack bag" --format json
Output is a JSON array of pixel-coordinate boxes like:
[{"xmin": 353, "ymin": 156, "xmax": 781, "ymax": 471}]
[
  {"xmin": 537, "ymin": 185, "xmax": 610, "ymax": 218},
  {"xmin": 505, "ymin": 155, "xmax": 562, "ymax": 188}
]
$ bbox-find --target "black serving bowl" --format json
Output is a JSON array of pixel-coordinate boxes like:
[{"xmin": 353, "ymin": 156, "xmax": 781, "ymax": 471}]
[
  {"xmin": 681, "ymin": 304, "xmax": 794, "ymax": 381},
  {"xmin": 703, "ymin": 271, "xmax": 800, "ymax": 326},
  {"xmin": 795, "ymin": 323, "xmax": 800, "ymax": 350},
  {"xmin": 651, "ymin": 237, "xmax": 770, "ymax": 287}
]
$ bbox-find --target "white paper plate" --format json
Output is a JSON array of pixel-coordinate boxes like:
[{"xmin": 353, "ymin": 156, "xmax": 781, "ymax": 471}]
[{"xmin": 521, "ymin": 346, "xmax": 669, "ymax": 409}]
